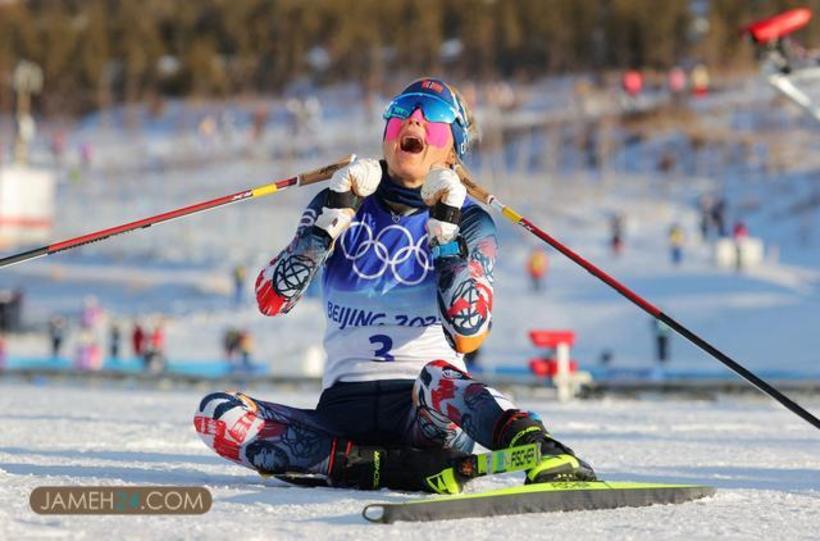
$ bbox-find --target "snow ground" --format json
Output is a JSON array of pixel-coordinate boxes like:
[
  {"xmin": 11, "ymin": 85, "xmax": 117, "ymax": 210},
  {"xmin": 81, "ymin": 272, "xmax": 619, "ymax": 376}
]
[{"xmin": 0, "ymin": 382, "xmax": 817, "ymax": 540}]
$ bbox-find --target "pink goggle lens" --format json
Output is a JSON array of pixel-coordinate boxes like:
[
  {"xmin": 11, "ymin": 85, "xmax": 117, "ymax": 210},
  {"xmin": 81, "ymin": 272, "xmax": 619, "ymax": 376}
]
[{"xmin": 384, "ymin": 109, "xmax": 452, "ymax": 149}]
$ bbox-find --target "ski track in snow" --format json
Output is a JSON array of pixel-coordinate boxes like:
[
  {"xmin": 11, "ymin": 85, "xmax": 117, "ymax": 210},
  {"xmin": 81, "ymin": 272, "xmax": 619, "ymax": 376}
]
[{"xmin": 0, "ymin": 383, "xmax": 817, "ymax": 540}]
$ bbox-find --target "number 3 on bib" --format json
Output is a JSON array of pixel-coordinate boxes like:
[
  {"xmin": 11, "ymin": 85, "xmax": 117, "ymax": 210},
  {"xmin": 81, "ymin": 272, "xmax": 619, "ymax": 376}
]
[{"xmin": 369, "ymin": 334, "xmax": 395, "ymax": 362}]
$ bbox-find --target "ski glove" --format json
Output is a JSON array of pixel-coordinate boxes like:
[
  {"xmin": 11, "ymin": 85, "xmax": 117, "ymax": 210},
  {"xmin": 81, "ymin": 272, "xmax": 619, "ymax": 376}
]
[
  {"xmin": 316, "ymin": 158, "xmax": 382, "ymax": 239},
  {"xmin": 328, "ymin": 157, "xmax": 382, "ymax": 204},
  {"xmin": 421, "ymin": 167, "xmax": 466, "ymax": 245}
]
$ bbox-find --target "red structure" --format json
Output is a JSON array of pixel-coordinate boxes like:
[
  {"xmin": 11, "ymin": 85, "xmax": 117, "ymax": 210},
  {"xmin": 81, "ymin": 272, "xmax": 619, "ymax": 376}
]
[
  {"xmin": 528, "ymin": 330, "xmax": 578, "ymax": 377},
  {"xmin": 745, "ymin": 8, "xmax": 812, "ymax": 44}
]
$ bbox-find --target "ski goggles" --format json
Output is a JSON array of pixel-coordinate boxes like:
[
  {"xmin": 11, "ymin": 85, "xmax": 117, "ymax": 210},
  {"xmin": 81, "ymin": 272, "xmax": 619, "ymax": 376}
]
[
  {"xmin": 383, "ymin": 92, "xmax": 470, "ymax": 158},
  {"xmin": 384, "ymin": 112, "xmax": 453, "ymax": 150}
]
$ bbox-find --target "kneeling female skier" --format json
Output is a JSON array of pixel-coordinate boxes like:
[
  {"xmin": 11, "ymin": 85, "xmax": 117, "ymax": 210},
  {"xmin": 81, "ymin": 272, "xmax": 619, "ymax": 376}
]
[{"xmin": 195, "ymin": 78, "xmax": 595, "ymax": 493}]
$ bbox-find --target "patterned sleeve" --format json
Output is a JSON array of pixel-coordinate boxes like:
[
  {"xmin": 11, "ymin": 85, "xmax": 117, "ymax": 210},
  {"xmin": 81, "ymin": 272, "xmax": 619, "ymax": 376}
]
[
  {"xmin": 255, "ymin": 189, "xmax": 332, "ymax": 316},
  {"xmin": 435, "ymin": 204, "xmax": 497, "ymax": 353}
]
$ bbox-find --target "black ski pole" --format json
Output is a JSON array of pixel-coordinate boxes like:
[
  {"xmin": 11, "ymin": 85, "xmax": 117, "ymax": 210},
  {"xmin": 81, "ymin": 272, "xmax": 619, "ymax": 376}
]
[{"xmin": 455, "ymin": 163, "xmax": 820, "ymax": 431}]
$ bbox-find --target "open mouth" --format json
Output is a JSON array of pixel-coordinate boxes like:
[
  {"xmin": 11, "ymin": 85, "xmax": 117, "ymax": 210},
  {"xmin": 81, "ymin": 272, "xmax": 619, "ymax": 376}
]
[{"xmin": 400, "ymin": 135, "xmax": 425, "ymax": 154}]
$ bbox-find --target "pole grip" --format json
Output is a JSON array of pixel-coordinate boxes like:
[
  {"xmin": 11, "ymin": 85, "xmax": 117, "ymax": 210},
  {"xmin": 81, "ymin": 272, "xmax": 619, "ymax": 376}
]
[{"xmin": 300, "ymin": 154, "xmax": 356, "ymax": 186}]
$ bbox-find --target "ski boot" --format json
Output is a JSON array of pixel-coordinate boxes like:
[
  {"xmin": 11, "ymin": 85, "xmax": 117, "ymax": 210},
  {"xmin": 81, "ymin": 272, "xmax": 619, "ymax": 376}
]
[
  {"xmin": 327, "ymin": 442, "xmax": 471, "ymax": 494},
  {"xmin": 495, "ymin": 411, "xmax": 596, "ymax": 483}
]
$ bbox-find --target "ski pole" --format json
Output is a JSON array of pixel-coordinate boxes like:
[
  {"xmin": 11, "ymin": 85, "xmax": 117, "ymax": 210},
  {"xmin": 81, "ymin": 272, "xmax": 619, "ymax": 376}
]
[
  {"xmin": 455, "ymin": 163, "xmax": 820, "ymax": 431},
  {"xmin": 0, "ymin": 155, "xmax": 355, "ymax": 270}
]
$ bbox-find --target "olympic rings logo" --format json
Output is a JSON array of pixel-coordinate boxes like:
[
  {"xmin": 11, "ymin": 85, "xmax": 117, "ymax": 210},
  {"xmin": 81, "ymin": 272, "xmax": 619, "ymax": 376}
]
[{"xmin": 339, "ymin": 221, "xmax": 433, "ymax": 285}]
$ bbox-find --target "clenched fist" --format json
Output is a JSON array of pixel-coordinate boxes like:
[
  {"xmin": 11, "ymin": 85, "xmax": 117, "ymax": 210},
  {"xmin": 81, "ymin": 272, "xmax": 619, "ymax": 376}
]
[
  {"xmin": 422, "ymin": 167, "xmax": 466, "ymax": 245},
  {"xmin": 316, "ymin": 158, "xmax": 382, "ymax": 240}
]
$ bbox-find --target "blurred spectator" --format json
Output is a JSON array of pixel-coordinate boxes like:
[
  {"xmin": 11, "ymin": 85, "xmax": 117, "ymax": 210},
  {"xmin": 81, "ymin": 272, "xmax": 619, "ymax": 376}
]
[
  {"xmin": 657, "ymin": 150, "xmax": 676, "ymax": 176},
  {"xmin": 232, "ymin": 264, "xmax": 247, "ymax": 307},
  {"xmin": 526, "ymin": 248, "xmax": 549, "ymax": 291},
  {"xmin": 238, "ymin": 329, "xmax": 253, "ymax": 369},
  {"xmin": 145, "ymin": 322, "xmax": 166, "ymax": 372},
  {"xmin": 223, "ymin": 327, "xmax": 239, "ymax": 364},
  {"xmin": 733, "ymin": 220, "xmax": 749, "ymax": 272},
  {"xmin": 610, "ymin": 213, "xmax": 625, "ymax": 256},
  {"xmin": 251, "ymin": 105, "xmax": 269, "ymax": 142},
  {"xmin": 109, "ymin": 322, "xmax": 121, "ymax": 361},
  {"xmin": 711, "ymin": 197, "xmax": 727, "ymax": 237},
  {"xmin": 79, "ymin": 297, "xmax": 104, "ymax": 369},
  {"xmin": 698, "ymin": 194, "xmax": 713, "ymax": 240},
  {"xmin": 14, "ymin": 289, "xmax": 25, "ymax": 316},
  {"xmin": 668, "ymin": 224, "xmax": 685, "ymax": 266},
  {"xmin": 622, "ymin": 70, "xmax": 643, "ymax": 97},
  {"xmin": 581, "ymin": 123, "xmax": 601, "ymax": 170},
  {"xmin": 651, "ymin": 318, "xmax": 671, "ymax": 378},
  {"xmin": 667, "ymin": 67, "xmax": 687, "ymax": 100},
  {"xmin": 79, "ymin": 142, "xmax": 93, "ymax": 169},
  {"xmin": 620, "ymin": 69, "xmax": 644, "ymax": 111},
  {"xmin": 50, "ymin": 129, "xmax": 66, "ymax": 165},
  {"xmin": 691, "ymin": 64, "xmax": 710, "ymax": 97},
  {"xmin": 599, "ymin": 349, "xmax": 614, "ymax": 367},
  {"xmin": 198, "ymin": 115, "xmax": 218, "ymax": 143},
  {"xmin": 0, "ymin": 289, "xmax": 24, "ymax": 332},
  {"xmin": 732, "ymin": 220, "xmax": 749, "ymax": 240},
  {"xmin": 150, "ymin": 323, "xmax": 165, "ymax": 357},
  {"xmin": 48, "ymin": 315, "xmax": 67, "ymax": 358},
  {"xmin": 132, "ymin": 322, "xmax": 146, "ymax": 359},
  {"xmin": 74, "ymin": 329, "xmax": 102, "ymax": 371}
]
